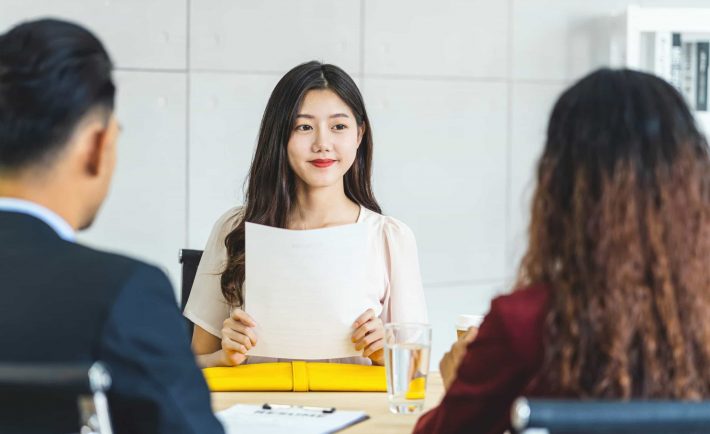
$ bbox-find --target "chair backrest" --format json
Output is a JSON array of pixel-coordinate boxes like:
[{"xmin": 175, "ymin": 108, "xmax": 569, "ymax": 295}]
[
  {"xmin": 512, "ymin": 397, "xmax": 710, "ymax": 434},
  {"xmin": 0, "ymin": 361, "xmax": 112, "ymax": 434},
  {"xmin": 179, "ymin": 248, "xmax": 204, "ymax": 337}
]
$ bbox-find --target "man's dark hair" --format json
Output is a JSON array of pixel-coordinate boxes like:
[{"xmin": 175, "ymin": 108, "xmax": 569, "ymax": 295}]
[{"xmin": 0, "ymin": 18, "xmax": 115, "ymax": 170}]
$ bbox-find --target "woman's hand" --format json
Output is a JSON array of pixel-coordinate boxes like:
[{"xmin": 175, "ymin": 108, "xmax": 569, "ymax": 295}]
[
  {"xmin": 219, "ymin": 308, "xmax": 258, "ymax": 366},
  {"xmin": 440, "ymin": 327, "xmax": 477, "ymax": 390},
  {"xmin": 352, "ymin": 308, "xmax": 385, "ymax": 365}
]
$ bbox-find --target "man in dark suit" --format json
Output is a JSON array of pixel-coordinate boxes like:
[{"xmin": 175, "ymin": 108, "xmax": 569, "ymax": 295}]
[{"xmin": 0, "ymin": 19, "xmax": 224, "ymax": 434}]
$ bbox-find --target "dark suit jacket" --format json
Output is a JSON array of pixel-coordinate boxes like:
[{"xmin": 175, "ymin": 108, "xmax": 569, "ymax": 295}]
[
  {"xmin": 413, "ymin": 283, "xmax": 549, "ymax": 434},
  {"xmin": 0, "ymin": 211, "xmax": 224, "ymax": 434}
]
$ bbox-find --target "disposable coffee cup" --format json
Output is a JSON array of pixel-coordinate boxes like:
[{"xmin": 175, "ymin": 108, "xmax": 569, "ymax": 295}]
[{"xmin": 455, "ymin": 314, "xmax": 484, "ymax": 339}]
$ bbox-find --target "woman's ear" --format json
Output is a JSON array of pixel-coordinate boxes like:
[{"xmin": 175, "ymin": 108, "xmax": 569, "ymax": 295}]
[{"xmin": 357, "ymin": 123, "xmax": 366, "ymax": 148}]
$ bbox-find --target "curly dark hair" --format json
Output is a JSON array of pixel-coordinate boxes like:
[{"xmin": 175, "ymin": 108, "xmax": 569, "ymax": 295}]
[{"xmin": 519, "ymin": 68, "xmax": 710, "ymax": 399}]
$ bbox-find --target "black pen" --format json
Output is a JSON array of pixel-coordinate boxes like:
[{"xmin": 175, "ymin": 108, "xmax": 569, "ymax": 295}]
[{"xmin": 262, "ymin": 403, "xmax": 336, "ymax": 414}]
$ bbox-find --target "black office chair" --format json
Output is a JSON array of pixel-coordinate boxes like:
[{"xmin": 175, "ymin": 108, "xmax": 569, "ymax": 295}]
[
  {"xmin": 179, "ymin": 248, "xmax": 204, "ymax": 337},
  {"xmin": 511, "ymin": 397, "xmax": 710, "ymax": 434},
  {"xmin": 0, "ymin": 361, "xmax": 112, "ymax": 434}
]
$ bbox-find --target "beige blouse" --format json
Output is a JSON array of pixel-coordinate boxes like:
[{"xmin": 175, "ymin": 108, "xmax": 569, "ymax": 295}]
[{"xmin": 183, "ymin": 206, "xmax": 428, "ymax": 365}]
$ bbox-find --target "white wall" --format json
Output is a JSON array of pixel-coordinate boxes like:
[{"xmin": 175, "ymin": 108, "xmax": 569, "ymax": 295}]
[{"xmin": 3, "ymin": 0, "xmax": 709, "ymax": 364}]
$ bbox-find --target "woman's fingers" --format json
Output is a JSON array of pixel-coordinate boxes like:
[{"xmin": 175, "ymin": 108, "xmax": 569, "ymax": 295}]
[
  {"xmin": 222, "ymin": 336, "xmax": 248, "ymax": 354},
  {"xmin": 355, "ymin": 325, "xmax": 384, "ymax": 350},
  {"xmin": 230, "ymin": 308, "xmax": 257, "ymax": 327},
  {"xmin": 222, "ymin": 327, "xmax": 255, "ymax": 350},
  {"xmin": 363, "ymin": 337, "xmax": 384, "ymax": 357},
  {"xmin": 463, "ymin": 326, "xmax": 478, "ymax": 343},
  {"xmin": 221, "ymin": 313, "xmax": 258, "ymax": 354},
  {"xmin": 222, "ymin": 320, "xmax": 258, "ymax": 347},
  {"xmin": 352, "ymin": 308, "xmax": 375, "ymax": 329},
  {"xmin": 219, "ymin": 348, "xmax": 247, "ymax": 366},
  {"xmin": 352, "ymin": 316, "xmax": 381, "ymax": 342},
  {"xmin": 222, "ymin": 309, "xmax": 258, "ymax": 353}
]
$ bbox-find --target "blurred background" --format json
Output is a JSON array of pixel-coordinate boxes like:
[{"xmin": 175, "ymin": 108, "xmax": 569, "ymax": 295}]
[{"xmin": 2, "ymin": 0, "xmax": 709, "ymax": 362}]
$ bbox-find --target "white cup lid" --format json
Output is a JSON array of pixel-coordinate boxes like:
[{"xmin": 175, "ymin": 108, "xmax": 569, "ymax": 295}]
[{"xmin": 456, "ymin": 314, "xmax": 484, "ymax": 329}]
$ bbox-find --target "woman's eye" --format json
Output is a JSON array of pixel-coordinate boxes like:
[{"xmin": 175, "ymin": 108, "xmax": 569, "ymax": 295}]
[
  {"xmin": 295, "ymin": 124, "xmax": 313, "ymax": 131},
  {"xmin": 333, "ymin": 124, "xmax": 347, "ymax": 131}
]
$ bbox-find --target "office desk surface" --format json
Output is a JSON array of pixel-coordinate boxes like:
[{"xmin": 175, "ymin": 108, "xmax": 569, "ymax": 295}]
[{"xmin": 211, "ymin": 371, "xmax": 444, "ymax": 434}]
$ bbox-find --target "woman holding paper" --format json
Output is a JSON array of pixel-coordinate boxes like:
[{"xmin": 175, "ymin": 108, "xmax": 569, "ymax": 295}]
[{"xmin": 184, "ymin": 61, "xmax": 428, "ymax": 368}]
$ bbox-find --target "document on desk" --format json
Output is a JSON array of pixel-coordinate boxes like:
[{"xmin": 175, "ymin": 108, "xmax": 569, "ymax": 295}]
[
  {"xmin": 217, "ymin": 404, "xmax": 369, "ymax": 434},
  {"xmin": 245, "ymin": 222, "xmax": 373, "ymax": 360}
]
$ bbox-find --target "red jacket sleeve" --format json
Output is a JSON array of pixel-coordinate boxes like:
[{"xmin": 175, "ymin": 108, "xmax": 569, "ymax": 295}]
[{"xmin": 413, "ymin": 287, "xmax": 546, "ymax": 434}]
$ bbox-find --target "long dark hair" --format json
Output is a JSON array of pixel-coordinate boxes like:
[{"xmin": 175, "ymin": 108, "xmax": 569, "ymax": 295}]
[
  {"xmin": 221, "ymin": 61, "xmax": 381, "ymax": 306},
  {"xmin": 519, "ymin": 68, "xmax": 710, "ymax": 398}
]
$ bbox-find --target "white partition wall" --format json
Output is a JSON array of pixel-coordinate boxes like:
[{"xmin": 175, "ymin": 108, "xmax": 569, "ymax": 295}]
[
  {"xmin": 3, "ymin": 0, "xmax": 709, "ymax": 364},
  {"xmin": 0, "ymin": 0, "xmax": 188, "ymax": 69},
  {"xmin": 189, "ymin": 0, "xmax": 361, "ymax": 73}
]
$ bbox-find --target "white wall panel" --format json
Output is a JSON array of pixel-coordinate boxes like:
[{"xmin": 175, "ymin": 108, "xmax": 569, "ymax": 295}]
[
  {"xmin": 0, "ymin": 0, "xmax": 187, "ymax": 69},
  {"xmin": 190, "ymin": 0, "xmax": 361, "ymax": 73},
  {"xmin": 364, "ymin": 0, "xmax": 508, "ymax": 78}
]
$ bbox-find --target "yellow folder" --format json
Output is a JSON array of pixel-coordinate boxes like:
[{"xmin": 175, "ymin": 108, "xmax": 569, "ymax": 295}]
[{"xmin": 203, "ymin": 362, "xmax": 387, "ymax": 392}]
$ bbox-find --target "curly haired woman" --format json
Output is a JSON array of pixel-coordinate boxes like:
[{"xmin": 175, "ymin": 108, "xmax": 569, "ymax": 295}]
[{"xmin": 414, "ymin": 68, "xmax": 710, "ymax": 434}]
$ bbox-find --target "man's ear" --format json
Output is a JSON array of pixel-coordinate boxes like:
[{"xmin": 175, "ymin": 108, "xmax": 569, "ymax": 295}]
[{"xmin": 83, "ymin": 122, "xmax": 110, "ymax": 177}]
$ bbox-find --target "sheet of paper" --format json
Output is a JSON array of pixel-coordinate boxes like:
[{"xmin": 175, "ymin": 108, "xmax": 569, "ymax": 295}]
[
  {"xmin": 217, "ymin": 404, "xmax": 369, "ymax": 434},
  {"xmin": 245, "ymin": 222, "xmax": 375, "ymax": 360}
]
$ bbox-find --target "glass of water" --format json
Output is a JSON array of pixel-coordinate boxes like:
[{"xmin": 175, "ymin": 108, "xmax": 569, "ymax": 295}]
[{"xmin": 384, "ymin": 323, "xmax": 432, "ymax": 414}]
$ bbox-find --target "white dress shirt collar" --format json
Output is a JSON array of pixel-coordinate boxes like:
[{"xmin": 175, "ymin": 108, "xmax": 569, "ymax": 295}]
[{"xmin": 0, "ymin": 197, "xmax": 76, "ymax": 242}]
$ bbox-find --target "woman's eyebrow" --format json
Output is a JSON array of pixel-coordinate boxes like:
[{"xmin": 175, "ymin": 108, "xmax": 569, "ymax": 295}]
[{"xmin": 295, "ymin": 113, "xmax": 350, "ymax": 119}]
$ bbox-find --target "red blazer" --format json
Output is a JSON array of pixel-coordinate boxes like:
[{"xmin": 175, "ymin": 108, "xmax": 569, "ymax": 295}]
[{"xmin": 413, "ymin": 283, "xmax": 549, "ymax": 434}]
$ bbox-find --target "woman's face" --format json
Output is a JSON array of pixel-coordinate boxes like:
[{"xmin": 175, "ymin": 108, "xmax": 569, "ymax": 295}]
[{"xmin": 287, "ymin": 89, "xmax": 364, "ymax": 190}]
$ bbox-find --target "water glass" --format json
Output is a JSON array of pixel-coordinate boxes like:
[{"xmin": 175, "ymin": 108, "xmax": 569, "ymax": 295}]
[{"xmin": 383, "ymin": 323, "xmax": 432, "ymax": 414}]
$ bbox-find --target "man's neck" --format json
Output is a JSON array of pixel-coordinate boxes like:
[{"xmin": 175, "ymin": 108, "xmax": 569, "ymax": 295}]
[{"xmin": 0, "ymin": 176, "xmax": 80, "ymax": 231}]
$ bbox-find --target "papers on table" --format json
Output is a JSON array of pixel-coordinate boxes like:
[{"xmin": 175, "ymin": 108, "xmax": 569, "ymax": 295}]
[
  {"xmin": 245, "ymin": 222, "xmax": 377, "ymax": 360},
  {"xmin": 217, "ymin": 404, "xmax": 369, "ymax": 434}
]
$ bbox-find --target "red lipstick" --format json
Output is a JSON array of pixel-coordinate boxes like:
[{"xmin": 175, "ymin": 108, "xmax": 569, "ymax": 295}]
[{"xmin": 310, "ymin": 159, "xmax": 336, "ymax": 168}]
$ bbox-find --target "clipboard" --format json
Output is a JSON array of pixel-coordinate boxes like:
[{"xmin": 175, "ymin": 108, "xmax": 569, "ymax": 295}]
[{"xmin": 217, "ymin": 403, "xmax": 369, "ymax": 434}]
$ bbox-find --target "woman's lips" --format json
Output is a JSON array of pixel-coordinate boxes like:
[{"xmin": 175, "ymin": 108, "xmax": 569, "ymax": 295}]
[{"xmin": 310, "ymin": 159, "xmax": 336, "ymax": 168}]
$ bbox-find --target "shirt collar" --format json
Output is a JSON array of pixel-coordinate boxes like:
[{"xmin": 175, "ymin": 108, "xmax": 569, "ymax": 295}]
[{"xmin": 0, "ymin": 197, "xmax": 76, "ymax": 242}]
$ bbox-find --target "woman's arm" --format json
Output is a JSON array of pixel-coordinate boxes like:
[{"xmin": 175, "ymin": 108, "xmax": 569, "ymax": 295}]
[
  {"xmin": 191, "ymin": 325, "xmax": 227, "ymax": 368},
  {"xmin": 382, "ymin": 218, "xmax": 429, "ymax": 324}
]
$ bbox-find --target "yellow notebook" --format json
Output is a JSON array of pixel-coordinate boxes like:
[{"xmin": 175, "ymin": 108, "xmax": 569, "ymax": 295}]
[{"xmin": 203, "ymin": 362, "xmax": 387, "ymax": 392}]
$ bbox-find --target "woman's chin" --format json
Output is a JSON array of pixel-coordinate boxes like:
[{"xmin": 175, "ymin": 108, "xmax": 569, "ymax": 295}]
[{"xmin": 301, "ymin": 176, "xmax": 341, "ymax": 189}]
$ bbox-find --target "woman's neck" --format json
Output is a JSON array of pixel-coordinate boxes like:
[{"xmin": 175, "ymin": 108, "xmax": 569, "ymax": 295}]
[{"xmin": 289, "ymin": 182, "xmax": 360, "ymax": 230}]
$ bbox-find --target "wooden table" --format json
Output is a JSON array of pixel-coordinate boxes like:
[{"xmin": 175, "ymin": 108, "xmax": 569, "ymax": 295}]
[{"xmin": 211, "ymin": 372, "xmax": 444, "ymax": 434}]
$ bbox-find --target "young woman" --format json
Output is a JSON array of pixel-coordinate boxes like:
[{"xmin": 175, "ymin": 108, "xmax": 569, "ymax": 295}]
[
  {"xmin": 184, "ymin": 61, "xmax": 428, "ymax": 368},
  {"xmin": 414, "ymin": 68, "xmax": 710, "ymax": 433}
]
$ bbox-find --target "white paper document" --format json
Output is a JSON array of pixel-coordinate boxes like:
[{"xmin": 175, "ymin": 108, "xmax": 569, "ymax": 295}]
[
  {"xmin": 217, "ymin": 404, "xmax": 369, "ymax": 434},
  {"xmin": 245, "ymin": 222, "xmax": 375, "ymax": 360}
]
